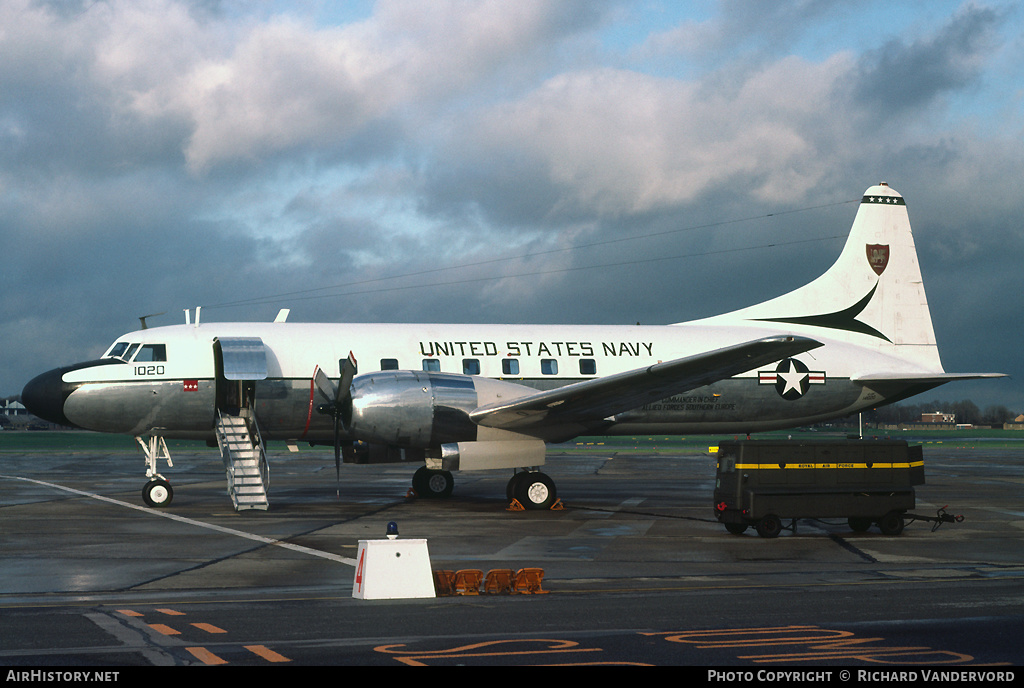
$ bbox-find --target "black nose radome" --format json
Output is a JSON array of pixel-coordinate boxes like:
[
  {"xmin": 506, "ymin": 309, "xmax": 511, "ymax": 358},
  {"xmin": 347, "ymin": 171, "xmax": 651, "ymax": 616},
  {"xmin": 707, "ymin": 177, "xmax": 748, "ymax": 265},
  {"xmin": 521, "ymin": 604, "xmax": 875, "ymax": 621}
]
[
  {"xmin": 21, "ymin": 367, "xmax": 74, "ymax": 427},
  {"xmin": 22, "ymin": 359, "xmax": 124, "ymax": 428}
]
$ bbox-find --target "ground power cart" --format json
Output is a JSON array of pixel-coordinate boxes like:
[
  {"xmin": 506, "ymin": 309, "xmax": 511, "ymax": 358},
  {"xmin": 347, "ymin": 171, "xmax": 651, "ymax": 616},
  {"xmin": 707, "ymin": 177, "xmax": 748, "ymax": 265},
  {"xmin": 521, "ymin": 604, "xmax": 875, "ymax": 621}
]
[{"xmin": 713, "ymin": 439, "xmax": 925, "ymax": 538}]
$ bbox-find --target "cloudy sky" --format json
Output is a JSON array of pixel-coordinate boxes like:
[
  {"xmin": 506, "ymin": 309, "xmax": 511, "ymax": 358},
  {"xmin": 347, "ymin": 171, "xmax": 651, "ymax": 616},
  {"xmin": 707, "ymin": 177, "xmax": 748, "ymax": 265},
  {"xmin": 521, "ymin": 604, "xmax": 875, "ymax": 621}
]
[{"xmin": 2, "ymin": 0, "xmax": 1021, "ymax": 410}]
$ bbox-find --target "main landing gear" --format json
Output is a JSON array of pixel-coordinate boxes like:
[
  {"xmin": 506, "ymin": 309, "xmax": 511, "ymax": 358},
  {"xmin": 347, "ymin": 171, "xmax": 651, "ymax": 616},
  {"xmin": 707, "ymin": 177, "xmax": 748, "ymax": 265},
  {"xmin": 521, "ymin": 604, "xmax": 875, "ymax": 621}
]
[
  {"xmin": 412, "ymin": 466, "xmax": 454, "ymax": 498},
  {"xmin": 137, "ymin": 435, "xmax": 174, "ymax": 508},
  {"xmin": 410, "ymin": 466, "xmax": 558, "ymax": 510},
  {"xmin": 507, "ymin": 470, "xmax": 558, "ymax": 510}
]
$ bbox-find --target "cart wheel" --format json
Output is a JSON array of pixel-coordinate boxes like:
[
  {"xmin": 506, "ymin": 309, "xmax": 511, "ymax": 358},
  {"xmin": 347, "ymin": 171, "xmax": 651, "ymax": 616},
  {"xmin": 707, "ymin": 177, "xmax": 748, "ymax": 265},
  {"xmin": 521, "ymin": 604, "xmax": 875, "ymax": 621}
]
[
  {"xmin": 878, "ymin": 511, "xmax": 905, "ymax": 536},
  {"xmin": 755, "ymin": 514, "xmax": 783, "ymax": 538},
  {"xmin": 848, "ymin": 517, "xmax": 873, "ymax": 532}
]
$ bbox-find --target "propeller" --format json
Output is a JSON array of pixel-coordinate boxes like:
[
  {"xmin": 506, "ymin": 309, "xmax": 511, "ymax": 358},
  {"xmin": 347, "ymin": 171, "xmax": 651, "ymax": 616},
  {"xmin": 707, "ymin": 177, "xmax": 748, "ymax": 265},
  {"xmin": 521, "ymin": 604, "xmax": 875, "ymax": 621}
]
[{"xmin": 314, "ymin": 352, "xmax": 357, "ymax": 497}]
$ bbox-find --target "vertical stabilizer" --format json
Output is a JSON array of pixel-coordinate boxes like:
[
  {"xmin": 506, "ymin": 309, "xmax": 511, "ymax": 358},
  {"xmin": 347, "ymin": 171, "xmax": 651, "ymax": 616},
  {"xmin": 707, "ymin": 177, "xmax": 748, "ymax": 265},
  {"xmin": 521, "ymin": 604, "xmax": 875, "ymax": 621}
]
[{"xmin": 697, "ymin": 183, "xmax": 942, "ymax": 370}]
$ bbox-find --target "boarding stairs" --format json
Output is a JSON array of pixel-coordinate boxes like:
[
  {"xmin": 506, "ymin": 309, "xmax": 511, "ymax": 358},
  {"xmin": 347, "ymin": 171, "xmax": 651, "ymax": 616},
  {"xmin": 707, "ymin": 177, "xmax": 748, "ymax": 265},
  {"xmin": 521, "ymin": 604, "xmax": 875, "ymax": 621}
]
[{"xmin": 216, "ymin": 409, "xmax": 270, "ymax": 511}]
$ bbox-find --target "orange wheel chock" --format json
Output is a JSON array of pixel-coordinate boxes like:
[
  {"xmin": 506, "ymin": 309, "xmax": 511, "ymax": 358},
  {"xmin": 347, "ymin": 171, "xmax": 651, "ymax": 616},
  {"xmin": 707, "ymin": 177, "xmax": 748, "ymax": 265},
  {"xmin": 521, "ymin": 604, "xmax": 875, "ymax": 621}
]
[
  {"xmin": 512, "ymin": 568, "xmax": 548, "ymax": 594},
  {"xmin": 453, "ymin": 569, "xmax": 483, "ymax": 595}
]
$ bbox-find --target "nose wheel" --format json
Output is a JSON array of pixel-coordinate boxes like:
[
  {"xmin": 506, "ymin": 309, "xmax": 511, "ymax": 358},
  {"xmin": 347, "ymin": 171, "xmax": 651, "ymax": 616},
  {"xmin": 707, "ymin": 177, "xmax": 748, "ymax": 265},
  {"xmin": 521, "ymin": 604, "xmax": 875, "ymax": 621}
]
[{"xmin": 143, "ymin": 478, "xmax": 174, "ymax": 507}]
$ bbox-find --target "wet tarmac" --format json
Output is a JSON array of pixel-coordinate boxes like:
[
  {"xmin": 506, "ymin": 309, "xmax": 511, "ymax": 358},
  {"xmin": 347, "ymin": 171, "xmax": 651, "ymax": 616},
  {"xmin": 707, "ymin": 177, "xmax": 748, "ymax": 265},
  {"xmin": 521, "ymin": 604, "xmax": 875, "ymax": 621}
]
[{"xmin": 1, "ymin": 438, "xmax": 1022, "ymax": 667}]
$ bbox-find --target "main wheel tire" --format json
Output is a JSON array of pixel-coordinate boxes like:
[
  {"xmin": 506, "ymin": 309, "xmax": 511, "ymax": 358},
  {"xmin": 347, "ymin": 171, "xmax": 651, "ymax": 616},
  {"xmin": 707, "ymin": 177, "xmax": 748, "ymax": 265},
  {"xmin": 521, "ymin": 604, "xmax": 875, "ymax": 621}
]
[
  {"xmin": 514, "ymin": 472, "xmax": 557, "ymax": 510},
  {"xmin": 755, "ymin": 513, "xmax": 783, "ymax": 538},
  {"xmin": 412, "ymin": 467, "xmax": 454, "ymax": 498},
  {"xmin": 506, "ymin": 471, "xmax": 528, "ymax": 502},
  {"xmin": 725, "ymin": 522, "xmax": 748, "ymax": 535},
  {"xmin": 143, "ymin": 479, "xmax": 173, "ymax": 507}
]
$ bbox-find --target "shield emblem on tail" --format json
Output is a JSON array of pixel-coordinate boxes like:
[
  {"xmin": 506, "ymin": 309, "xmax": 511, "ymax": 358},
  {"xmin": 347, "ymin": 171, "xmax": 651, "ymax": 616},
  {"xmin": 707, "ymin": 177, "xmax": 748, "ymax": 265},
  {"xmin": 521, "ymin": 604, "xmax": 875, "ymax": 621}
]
[{"xmin": 866, "ymin": 244, "xmax": 889, "ymax": 275}]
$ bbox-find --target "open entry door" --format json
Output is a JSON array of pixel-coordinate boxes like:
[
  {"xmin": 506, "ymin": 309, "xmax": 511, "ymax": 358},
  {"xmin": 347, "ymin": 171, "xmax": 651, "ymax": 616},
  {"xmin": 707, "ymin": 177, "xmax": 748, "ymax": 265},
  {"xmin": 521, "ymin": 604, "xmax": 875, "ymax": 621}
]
[{"xmin": 213, "ymin": 337, "xmax": 268, "ymax": 414}]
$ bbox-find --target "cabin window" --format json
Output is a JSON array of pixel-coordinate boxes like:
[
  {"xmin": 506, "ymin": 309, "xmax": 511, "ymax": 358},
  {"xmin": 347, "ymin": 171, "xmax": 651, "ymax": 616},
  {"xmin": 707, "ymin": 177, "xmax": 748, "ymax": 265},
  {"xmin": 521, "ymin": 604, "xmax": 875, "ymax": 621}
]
[
  {"xmin": 422, "ymin": 359, "xmax": 440, "ymax": 372},
  {"xmin": 502, "ymin": 358, "xmax": 519, "ymax": 375},
  {"xmin": 541, "ymin": 359, "xmax": 558, "ymax": 375},
  {"xmin": 135, "ymin": 344, "xmax": 167, "ymax": 362},
  {"xmin": 463, "ymin": 359, "xmax": 480, "ymax": 375},
  {"xmin": 579, "ymin": 358, "xmax": 597, "ymax": 375},
  {"xmin": 380, "ymin": 358, "xmax": 399, "ymax": 370}
]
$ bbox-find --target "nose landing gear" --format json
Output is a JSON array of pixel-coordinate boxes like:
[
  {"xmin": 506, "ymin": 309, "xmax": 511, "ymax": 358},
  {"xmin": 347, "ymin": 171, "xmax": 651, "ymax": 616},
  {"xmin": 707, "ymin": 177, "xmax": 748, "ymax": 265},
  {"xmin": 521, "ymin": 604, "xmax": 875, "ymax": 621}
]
[{"xmin": 137, "ymin": 435, "xmax": 174, "ymax": 508}]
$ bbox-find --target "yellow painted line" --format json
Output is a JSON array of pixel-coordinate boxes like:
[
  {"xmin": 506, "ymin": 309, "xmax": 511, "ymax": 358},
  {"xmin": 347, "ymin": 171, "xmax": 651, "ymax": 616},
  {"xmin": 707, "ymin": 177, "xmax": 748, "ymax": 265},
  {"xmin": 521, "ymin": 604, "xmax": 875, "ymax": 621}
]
[
  {"xmin": 157, "ymin": 608, "xmax": 185, "ymax": 616},
  {"xmin": 148, "ymin": 623, "xmax": 180, "ymax": 636},
  {"xmin": 187, "ymin": 647, "xmax": 228, "ymax": 665},
  {"xmin": 117, "ymin": 609, "xmax": 143, "ymax": 617},
  {"xmin": 376, "ymin": 639, "xmax": 602, "ymax": 666},
  {"xmin": 644, "ymin": 625, "xmax": 975, "ymax": 665},
  {"xmin": 245, "ymin": 645, "xmax": 291, "ymax": 663},
  {"xmin": 192, "ymin": 622, "xmax": 227, "ymax": 634}
]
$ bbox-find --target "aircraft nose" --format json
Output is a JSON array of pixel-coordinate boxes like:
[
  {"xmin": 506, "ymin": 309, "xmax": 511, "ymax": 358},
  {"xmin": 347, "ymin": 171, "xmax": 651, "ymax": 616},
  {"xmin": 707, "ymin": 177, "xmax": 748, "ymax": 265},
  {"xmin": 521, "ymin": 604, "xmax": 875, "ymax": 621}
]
[{"xmin": 21, "ymin": 367, "xmax": 75, "ymax": 427}]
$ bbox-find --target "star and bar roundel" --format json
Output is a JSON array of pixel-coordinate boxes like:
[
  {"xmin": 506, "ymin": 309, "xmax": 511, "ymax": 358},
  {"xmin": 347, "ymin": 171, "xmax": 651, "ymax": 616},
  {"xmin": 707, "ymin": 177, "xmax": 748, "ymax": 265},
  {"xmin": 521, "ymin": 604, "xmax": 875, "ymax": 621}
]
[{"xmin": 759, "ymin": 358, "xmax": 826, "ymax": 400}]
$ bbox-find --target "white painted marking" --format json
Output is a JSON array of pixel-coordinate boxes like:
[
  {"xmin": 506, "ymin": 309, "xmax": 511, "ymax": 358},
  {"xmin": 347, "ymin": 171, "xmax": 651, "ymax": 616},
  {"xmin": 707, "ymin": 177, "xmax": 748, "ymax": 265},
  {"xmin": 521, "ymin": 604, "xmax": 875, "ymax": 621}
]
[{"xmin": 1, "ymin": 475, "xmax": 357, "ymax": 566}]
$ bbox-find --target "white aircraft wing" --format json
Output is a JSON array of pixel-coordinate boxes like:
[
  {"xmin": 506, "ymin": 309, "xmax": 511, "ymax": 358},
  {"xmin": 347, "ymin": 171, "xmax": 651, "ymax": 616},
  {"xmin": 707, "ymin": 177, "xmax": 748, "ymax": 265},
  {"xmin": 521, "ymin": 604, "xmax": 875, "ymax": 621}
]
[{"xmin": 470, "ymin": 335, "xmax": 822, "ymax": 435}]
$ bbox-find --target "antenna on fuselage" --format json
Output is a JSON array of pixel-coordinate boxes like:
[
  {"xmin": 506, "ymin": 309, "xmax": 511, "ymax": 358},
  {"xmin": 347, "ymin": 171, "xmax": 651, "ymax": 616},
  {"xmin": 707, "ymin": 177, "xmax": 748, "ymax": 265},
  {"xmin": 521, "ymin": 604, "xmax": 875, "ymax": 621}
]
[
  {"xmin": 139, "ymin": 312, "xmax": 166, "ymax": 330},
  {"xmin": 183, "ymin": 307, "xmax": 202, "ymax": 326}
]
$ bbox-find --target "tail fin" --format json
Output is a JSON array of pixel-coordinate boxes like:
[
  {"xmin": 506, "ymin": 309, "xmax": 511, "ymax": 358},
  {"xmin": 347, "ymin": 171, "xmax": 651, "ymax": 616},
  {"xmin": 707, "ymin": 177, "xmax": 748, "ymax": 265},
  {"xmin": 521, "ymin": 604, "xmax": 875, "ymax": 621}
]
[{"xmin": 700, "ymin": 182, "xmax": 942, "ymax": 370}]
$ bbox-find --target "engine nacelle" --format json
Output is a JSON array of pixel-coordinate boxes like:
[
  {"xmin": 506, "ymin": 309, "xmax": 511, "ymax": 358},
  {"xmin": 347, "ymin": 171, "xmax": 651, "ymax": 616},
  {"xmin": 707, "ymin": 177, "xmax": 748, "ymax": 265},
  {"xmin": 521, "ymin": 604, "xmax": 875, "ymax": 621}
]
[{"xmin": 347, "ymin": 370, "xmax": 534, "ymax": 449}]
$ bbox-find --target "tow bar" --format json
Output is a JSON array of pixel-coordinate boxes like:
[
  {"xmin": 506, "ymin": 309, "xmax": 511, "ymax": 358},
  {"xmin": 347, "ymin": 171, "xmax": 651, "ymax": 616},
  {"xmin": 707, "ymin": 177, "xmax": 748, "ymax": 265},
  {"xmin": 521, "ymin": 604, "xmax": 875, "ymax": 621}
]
[{"xmin": 906, "ymin": 505, "xmax": 965, "ymax": 532}]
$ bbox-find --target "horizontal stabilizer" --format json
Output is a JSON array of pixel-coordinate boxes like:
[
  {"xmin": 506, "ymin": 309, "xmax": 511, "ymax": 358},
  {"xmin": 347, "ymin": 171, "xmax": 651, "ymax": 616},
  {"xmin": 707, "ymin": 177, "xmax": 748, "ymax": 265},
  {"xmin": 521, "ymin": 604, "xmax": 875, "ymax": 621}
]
[
  {"xmin": 471, "ymin": 335, "xmax": 822, "ymax": 434},
  {"xmin": 854, "ymin": 372, "xmax": 1007, "ymax": 384},
  {"xmin": 851, "ymin": 371, "xmax": 1006, "ymax": 405}
]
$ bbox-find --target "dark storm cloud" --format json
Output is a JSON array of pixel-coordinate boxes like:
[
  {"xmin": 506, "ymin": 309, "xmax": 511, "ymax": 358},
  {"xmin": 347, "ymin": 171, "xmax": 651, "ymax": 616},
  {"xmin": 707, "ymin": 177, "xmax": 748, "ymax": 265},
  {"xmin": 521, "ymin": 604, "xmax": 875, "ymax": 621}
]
[{"xmin": 853, "ymin": 4, "xmax": 1002, "ymax": 113}]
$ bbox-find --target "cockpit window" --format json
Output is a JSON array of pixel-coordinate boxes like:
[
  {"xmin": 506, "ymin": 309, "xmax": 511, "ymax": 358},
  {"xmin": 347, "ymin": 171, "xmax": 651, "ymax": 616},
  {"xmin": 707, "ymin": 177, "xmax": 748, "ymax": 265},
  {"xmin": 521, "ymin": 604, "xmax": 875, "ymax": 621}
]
[
  {"xmin": 104, "ymin": 342, "xmax": 167, "ymax": 362},
  {"xmin": 105, "ymin": 342, "xmax": 130, "ymax": 360},
  {"xmin": 123, "ymin": 343, "xmax": 141, "ymax": 361},
  {"xmin": 134, "ymin": 344, "xmax": 167, "ymax": 362}
]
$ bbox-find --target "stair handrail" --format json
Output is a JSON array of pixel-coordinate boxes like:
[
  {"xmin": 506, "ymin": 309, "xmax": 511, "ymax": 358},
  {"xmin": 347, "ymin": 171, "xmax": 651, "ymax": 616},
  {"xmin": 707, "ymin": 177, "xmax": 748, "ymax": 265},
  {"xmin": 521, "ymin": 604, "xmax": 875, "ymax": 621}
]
[
  {"xmin": 243, "ymin": 409, "xmax": 270, "ymax": 493},
  {"xmin": 215, "ymin": 408, "xmax": 234, "ymax": 473}
]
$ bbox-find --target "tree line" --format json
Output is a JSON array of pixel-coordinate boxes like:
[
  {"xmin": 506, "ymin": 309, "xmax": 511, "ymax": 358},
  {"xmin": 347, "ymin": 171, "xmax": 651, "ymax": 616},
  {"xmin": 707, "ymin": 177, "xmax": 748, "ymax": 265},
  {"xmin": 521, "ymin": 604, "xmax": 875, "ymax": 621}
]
[{"xmin": 859, "ymin": 399, "xmax": 1019, "ymax": 426}]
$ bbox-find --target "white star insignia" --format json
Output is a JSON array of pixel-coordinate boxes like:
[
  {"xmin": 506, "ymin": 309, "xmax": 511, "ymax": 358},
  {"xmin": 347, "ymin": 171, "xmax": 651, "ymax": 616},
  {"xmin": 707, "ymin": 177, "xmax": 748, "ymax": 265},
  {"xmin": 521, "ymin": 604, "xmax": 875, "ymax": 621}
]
[{"xmin": 777, "ymin": 360, "xmax": 809, "ymax": 396}]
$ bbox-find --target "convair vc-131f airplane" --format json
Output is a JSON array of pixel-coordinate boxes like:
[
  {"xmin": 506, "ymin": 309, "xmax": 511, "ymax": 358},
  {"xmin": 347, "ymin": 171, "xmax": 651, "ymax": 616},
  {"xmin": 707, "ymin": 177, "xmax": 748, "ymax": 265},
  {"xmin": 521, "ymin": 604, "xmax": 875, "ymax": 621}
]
[{"xmin": 22, "ymin": 183, "xmax": 1002, "ymax": 511}]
